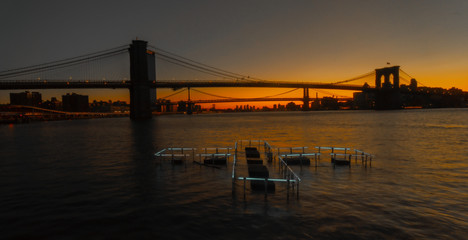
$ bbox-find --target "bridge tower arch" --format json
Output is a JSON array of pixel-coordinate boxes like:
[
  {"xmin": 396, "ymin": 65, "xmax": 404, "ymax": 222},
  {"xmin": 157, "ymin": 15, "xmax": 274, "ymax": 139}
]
[
  {"xmin": 129, "ymin": 40, "xmax": 154, "ymax": 120},
  {"xmin": 374, "ymin": 66, "xmax": 402, "ymax": 109},
  {"xmin": 375, "ymin": 66, "xmax": 400, "ymax": 90}
]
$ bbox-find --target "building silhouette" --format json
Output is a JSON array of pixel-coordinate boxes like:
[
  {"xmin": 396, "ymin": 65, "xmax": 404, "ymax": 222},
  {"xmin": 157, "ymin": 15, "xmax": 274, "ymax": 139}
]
[
  {"xmin": 62, "ymin": 93, "xmax": 89, "ymax": 112},
  {"xmin": 10, "ymin": 91, "xmax": 42, "ymax": 106}
]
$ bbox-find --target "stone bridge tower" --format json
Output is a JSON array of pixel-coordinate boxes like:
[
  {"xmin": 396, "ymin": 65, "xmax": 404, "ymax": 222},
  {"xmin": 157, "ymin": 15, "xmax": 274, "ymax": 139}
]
[
  {"xmin": 374, "ymin": 66, "xmax": 402, "ymax": 109},
  {"xmin": 129, "ymin": 40, "xmax": 154, "ymax": 119}
]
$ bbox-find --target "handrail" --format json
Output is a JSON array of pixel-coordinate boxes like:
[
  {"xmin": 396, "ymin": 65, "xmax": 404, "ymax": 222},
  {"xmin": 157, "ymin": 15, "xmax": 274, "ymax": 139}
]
[
  {"xmin": 278, "ymin": 156, "xmax": 302, "ymax": 182},
  {"xmin": 281, "ymin": 153, "xmax": 320, "ymax": 157},
  {"xmin": 237, "ymin": 177, "xmax": 298, "ymax": 183},
  {"xmin": 197, "ymin": 153, "xmax": 231, "ymax": 157}
]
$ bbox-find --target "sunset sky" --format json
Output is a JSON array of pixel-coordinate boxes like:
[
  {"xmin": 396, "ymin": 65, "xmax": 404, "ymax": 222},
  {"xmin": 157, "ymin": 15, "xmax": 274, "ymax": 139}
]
[{"xmin": 1, "ymin": 0, "xmax": 468, "ymax": 107}]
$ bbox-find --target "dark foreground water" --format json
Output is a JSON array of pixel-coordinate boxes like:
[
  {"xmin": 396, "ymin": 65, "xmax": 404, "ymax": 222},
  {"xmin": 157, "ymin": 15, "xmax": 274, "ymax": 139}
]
[{"xmin": 1, "ymin": 109, "xmax": 467, "ymax": 239}]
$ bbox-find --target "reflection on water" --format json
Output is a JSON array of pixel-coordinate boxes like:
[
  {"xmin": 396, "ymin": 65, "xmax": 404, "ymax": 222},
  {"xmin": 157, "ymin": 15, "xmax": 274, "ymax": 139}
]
[{"xmin": 1, "ymin": 109, "xmax": 467, "ymax": 239}]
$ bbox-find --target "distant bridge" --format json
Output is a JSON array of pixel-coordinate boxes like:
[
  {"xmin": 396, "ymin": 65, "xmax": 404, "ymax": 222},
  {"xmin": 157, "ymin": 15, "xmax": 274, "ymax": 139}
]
[{"xmin": 192, "ymin": 97, "xmax": 353, "ymax": 104}]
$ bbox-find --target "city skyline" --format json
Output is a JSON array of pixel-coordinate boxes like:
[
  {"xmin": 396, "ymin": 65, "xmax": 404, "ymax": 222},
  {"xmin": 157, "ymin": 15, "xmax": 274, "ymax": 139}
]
[{"xmin": 1, "ymin": 1, "xmax": 468, "ymax": 105}]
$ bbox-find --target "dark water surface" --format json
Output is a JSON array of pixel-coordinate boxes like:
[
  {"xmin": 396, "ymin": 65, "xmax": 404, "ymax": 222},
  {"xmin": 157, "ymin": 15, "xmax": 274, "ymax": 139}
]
[{"xmin": 1, "ymin": 109, "xmax": 467, "ymax": 239}]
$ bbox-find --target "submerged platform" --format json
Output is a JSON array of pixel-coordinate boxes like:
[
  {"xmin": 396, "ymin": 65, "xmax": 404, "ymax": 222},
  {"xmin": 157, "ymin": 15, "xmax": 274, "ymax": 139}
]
[{"xmin": 154, "ymin": 140, "xmax": 374, "ymax": 200}]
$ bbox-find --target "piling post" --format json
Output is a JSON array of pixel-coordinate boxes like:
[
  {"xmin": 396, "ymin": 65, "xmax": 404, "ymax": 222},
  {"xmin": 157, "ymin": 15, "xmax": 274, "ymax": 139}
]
[
  {"xmin": 291, "ymin": 177, "xmax": 295, "ymax": 192},
  {"xmin": 171, "ymin": 148, "xmax": 174, "ymax": 162},
  {"xmin": 296, "ymin": 181, "xmax": 300, "ymax": 200},
  {"xmin": 243, "ymin": 177, "xmax": 246, "ymax": 200},
  {"xmin": 315, "ymin": 154, "xmax": 317, "ymax": 169},
  {"xmin": 348, "ymin": 154, "xmax": 351, "ymax": 168}
]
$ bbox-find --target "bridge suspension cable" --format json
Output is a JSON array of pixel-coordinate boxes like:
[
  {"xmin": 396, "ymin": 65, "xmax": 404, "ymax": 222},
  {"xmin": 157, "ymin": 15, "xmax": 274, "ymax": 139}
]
[
  {"xmin": 154, "ymin": 53, "xmax": 239, "ymax": 80},
  {"xmin": 0, "ymin": 45, "xmax": 129, "ymax": 79},
  {"xmin": 148, "ymin": 45, "xmax": 265, "ymax": 82},
  {"xmin": 190, "ymin": 89, "xmax": 233, "ymax": 99},
  {"xmin": 400, "ymin": 68, "xmax": 426, "ymax": 87},
  {"xmin": 311, "ymin": 88, "xmax": 350, "ymax": 98},
  {"xmin": 399, "ymin": 68, "xmax": 413, "ymax": 79},
  {"xmin": 189, "ymin": 88, "xmax": 302, "ymax": 100},
  {"xmin": 262, "ymin": 88, "xmax": 300, "ymax": 98},
  {"xmin": 331, "ymin": 71, "xmax": 375, "ymax": 85},
  {"xmin": 159, "ymin": 88, "xmax": 187, "ymax": 99}
]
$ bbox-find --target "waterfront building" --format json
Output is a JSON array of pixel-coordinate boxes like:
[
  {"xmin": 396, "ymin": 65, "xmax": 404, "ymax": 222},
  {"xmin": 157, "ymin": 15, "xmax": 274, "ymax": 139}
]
[
  {"xmin": 9, "ymin": 91, "xmax": 42, "ymax": 106},
  {"xmin": 62, "ymin": 93, "xmax": 89, "ymax": 112}
]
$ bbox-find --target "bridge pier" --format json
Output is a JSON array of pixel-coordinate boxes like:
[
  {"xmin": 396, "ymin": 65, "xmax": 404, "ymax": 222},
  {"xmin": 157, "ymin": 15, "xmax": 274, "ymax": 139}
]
[
  {"xmin": 186, "ymin": 87, "xmax": 193, "ymax": 115},
  {"xmin": 302, "ymin": 88, "xmax": 310, "ymax": 111},
  {"xmin": 129, "ymin": 40, "xmax": 153, "ymax": 120}
]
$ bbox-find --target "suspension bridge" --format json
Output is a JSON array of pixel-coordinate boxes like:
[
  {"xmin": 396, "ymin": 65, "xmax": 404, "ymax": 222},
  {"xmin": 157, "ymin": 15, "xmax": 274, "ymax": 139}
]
[{"xmin": 0, "ymin": 40, "xmax": 417, "ymax": 119}]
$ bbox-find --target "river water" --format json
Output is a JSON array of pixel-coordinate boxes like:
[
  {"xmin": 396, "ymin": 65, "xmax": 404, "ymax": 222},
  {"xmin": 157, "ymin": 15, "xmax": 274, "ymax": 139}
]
[{"xmin": 1, "ymin": 109, "xmax": 467, "ymax": 239}]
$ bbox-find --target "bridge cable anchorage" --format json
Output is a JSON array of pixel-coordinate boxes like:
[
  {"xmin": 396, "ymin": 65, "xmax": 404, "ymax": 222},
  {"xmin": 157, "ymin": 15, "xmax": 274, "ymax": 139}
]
[
  {"xmin": 331, "ymin": 71, "xmax": 375, "ymax": 85},
  {"xmin": 148, "ymin": 45, "xmax": 266, "ymax": 82},
  {"xmin": 0, "ymin": 46, "xmax": 128, "ymax": 79},
  {"xmin": 159, "ymin": 88, "xmax": 187, "ymax": 99}
]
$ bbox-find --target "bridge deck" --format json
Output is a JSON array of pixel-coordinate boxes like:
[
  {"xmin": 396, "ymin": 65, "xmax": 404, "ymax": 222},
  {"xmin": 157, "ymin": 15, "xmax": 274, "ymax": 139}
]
[{"xmin": 0, "ymin": 80, "xmax": 367, "ymax": 90}]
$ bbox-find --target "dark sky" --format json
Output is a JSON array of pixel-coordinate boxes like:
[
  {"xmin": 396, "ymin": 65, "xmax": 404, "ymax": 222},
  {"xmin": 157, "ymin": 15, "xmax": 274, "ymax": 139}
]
[{"xmin": 1, "ymin": 0, "xmax": 468, "ymax": 102}]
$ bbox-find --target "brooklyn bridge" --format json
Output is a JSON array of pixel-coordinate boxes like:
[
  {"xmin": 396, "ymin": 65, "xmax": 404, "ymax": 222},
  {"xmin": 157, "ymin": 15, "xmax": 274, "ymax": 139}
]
[{"xmin": 1, "ymin": 40, "xmax": 464, "ymax": 119}]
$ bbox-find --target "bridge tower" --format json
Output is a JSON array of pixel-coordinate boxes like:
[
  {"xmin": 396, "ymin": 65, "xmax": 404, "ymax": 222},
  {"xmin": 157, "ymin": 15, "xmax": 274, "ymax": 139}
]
[
  {"xmin": 129, "ymin": 40, "xmax": 154, "ymax": 119},
  {"xmin": 374, "ymin": 66, "xmax": 402, "ymax": 110},
  {"xmin": 302, "ymin": 88, "xmax": 310, "ymax": 111}
]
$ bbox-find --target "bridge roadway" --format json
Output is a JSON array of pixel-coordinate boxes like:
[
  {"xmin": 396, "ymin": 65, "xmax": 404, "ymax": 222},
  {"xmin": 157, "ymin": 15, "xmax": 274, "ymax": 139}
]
[{"xmin": 0, "ymin": 80, "xmax": 367, "ymax": 91}]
